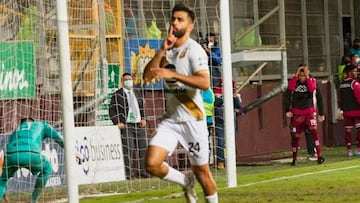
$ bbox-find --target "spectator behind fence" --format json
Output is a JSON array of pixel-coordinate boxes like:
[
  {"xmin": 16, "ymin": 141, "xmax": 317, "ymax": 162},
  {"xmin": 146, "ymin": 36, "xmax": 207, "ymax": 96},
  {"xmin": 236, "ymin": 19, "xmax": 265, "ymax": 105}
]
[
  {"xmin": 109, "ymin": 73, "xmax": 149, "ymax": 179},
  {"xmin": 337, "ymin": 55, "xmax": 352, "ymax": 85},
  {"xmin": 144, "ymin": 12, "xmax": 162, "ymax": 39},
  {"xmin": 213, "ymin": 79, "xmax": 242, "ymax": 169},
  {"xmin": 201, "ymin": 88, "xmax": 215, "ymax": 162},
  {"xmin": 234, "ymin": 18, "xmax": 262, "ymax": 48},
  {"xmin": 350, "ymin": 38, "xmax": 360, "ymax": 57},
  {"xmin": 124, "ymin": 3, "xmax": 140, "ymax": 38},
  {"xmin": 200, "ymin": 32, "xmax": 222, "ymax": 88}
]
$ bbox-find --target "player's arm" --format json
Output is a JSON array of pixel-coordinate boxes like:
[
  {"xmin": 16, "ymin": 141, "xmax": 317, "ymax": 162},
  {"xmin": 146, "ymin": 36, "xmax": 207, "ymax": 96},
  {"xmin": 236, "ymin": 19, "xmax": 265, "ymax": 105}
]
[
  {"xmin": 287, "ymin": 76, "xmax": 297, "ymax": 91},
  {"xmin": 143, "ymin": 48, "xmax": 167, "ymax": 83},
  {"xmin": 44, "ymin": 122, "xmax": 64, "ymax": 147},
  {"xmin": 284, "ymin": 89, "xmax": 292, "ymax": 115},
  {"xmin": 149, "ymin": 66, "xmax": 210, "ymax": 90},
  {"xmin": 352, "ymin": 81, "xmax": 360, "ymax": 104},
  {"xmin": 306, "ymin": 77, "xmax": 317, "ymax": 93},
  {"xmin": 144, "ymin": 26, "xmax": 177, "ymax": 82},
  {"xmin": 171, "ymin": 69, "xmax": 210, "ymax": 90},
  {"xmin": 316, "ymin": 86, "xmax": 325, "ymax": 116}
]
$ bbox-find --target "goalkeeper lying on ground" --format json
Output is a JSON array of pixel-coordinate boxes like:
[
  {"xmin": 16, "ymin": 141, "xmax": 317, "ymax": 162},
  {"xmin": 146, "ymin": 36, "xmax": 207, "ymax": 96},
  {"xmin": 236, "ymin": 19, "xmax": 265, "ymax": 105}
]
[{"xmin": 0, "ymin": 117, "xmax": 64, "ymax": 203}]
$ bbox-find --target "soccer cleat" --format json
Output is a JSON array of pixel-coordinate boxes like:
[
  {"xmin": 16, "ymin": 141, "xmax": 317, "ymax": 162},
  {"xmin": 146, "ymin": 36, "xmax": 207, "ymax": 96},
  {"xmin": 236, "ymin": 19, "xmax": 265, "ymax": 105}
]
[
  {"xmin": 291, "ymin": 160, "xmax": 296, "ymax": 166},
  {"xmin": 217, "ymin": 162, "xmax": 225, "ymax": 169},
  {"xmin": 317, "ymin": 156, "xmax": 325, "ymax": 164},
  {"xmin": 308, "ymin": 154, "xmax": 318, "ymax": 161},
  {"xmin": 183, "ymin": 172, "xmax": 197, "ymax": 203}
]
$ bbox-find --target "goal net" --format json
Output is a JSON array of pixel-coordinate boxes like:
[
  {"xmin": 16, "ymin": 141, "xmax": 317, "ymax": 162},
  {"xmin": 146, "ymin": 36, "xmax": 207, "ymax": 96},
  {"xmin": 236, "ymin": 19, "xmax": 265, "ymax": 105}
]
[{"xmin": 0, "ymin": 0, "xmax": 223, "ymax": 202}]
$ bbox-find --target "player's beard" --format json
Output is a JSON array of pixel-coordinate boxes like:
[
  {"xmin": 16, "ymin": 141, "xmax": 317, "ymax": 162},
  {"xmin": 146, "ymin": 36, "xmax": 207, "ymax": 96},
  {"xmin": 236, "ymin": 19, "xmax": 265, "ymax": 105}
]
[{"xmin": 173, "ymin": 27, "xmax": 186, "ymax": 38}]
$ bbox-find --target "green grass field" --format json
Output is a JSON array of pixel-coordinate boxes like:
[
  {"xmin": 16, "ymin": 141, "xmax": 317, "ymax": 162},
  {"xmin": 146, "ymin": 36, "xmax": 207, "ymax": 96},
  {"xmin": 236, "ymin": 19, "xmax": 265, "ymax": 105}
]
[{"xmin": 79, "ymin": 147, "xmax": 360, "ymax": 203}]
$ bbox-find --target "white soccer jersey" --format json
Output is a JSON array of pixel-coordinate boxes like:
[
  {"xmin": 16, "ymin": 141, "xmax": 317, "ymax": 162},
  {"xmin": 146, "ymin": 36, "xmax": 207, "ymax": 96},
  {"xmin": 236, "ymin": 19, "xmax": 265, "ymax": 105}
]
[{"xmin": 163, "ymin": 38, "xmax": 209, "ymax": 122}]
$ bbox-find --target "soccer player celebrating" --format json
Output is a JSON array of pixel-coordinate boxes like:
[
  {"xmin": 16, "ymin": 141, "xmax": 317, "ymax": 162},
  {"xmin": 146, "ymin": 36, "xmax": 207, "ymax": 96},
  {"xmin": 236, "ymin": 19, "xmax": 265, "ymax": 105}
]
[
  {"xmin": 285, "ymin": 65, "xmax": 325, "ymax": 166},
  {"xmin": 143, "ymin": 3, "xmax": 218, "ymax": 203}
]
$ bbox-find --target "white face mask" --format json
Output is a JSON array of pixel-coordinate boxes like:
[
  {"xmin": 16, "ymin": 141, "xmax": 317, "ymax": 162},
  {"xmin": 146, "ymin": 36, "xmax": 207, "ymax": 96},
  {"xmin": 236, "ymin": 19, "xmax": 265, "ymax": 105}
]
[
  {"xmin": 208, "ymin": 41, "xmax": 214, "ymax": 48},
  {"xmin": 124, "ymin": 80, "xmax": 133, "ymax": 89}
]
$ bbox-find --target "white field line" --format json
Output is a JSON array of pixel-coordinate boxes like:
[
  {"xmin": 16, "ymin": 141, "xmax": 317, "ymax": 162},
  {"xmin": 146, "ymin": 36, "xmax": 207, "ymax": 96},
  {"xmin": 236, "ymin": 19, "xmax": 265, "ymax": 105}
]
[
  {"xmin": 238, "ymin": 165, "xmax": 360, "ymax": 187},
  {"xmin": 122, "ymin": 164, "xmax": 360, "ymax": 203},
  {"xmin": 60, "ymin": 164, "xmax": 360, "ymax": 203}
]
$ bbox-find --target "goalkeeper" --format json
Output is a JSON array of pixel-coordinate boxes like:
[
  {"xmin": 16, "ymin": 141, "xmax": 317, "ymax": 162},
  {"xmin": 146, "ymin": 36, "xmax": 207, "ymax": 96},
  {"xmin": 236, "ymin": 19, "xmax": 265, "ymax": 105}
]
[{"xmin": 0, "ymin": 118, "xmax": 64, "ymax": 203}]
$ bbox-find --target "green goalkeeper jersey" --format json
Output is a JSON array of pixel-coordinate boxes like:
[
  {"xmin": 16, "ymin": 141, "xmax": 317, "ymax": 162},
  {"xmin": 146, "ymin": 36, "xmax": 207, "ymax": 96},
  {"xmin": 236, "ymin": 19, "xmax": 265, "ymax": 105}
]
[{"xmin": 6, "ymin": 121, "xmax": 64, "ymax": 154}]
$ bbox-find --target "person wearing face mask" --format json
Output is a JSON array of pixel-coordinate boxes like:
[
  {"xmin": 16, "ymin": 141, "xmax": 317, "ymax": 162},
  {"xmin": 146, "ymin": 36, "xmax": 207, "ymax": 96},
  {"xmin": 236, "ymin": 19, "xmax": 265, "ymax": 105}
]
[
  {"xmin": 202, "ymin": 32, "xmax": 222, "ymax": 88},
  {"xmin": 109, "ymin": 73, "xmax": 149, "ymax": 179}
]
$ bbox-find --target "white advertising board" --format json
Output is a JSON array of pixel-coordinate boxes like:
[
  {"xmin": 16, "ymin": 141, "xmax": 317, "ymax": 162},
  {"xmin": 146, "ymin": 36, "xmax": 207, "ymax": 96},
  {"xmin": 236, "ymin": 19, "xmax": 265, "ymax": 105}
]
[{"xmin": 74, "ymin": 126, "xmax": 125, "ymax": 184}]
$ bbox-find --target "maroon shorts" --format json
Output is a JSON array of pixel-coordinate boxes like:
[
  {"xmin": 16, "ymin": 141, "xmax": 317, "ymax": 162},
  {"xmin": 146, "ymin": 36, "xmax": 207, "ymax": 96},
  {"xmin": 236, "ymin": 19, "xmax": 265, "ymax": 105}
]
[
  {"xmin": 343, "ymin": 116, "xmax": 360, "ymax": 129},
  {"xmin": 291, "ymin": 113, "xmax": 317, "ymax": 134}
]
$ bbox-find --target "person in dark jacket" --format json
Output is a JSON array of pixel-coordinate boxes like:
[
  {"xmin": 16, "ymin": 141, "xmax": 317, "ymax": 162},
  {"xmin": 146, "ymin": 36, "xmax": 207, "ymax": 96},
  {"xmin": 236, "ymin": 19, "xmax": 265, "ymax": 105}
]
[
  {"xmin": 339, "ymin": 64, "xmax": 360, "ymax": 157},
  {"xmin": 213, "ymin": 79, "xmax": 242, "ymax": 169},
  {"xmin": 304, "ymin": 83, "xmax": 325, "ymax": 160},
  {"xmin": 201, "ymin": 32, "xmax": 222, "ymax": 88},
  {"xmin": 109, "ymin": 73, "xmax": 148, "ymax": 179},
  {"xmin": 284, "ymin": 65, "xmax": 325, "ymax": 166}
]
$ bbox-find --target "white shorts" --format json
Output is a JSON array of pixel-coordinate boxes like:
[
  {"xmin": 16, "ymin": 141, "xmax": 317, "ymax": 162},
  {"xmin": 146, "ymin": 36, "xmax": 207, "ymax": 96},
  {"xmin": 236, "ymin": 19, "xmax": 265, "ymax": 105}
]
[{"xmin": 149, "ymin": 119, "xmax": 209, "ymax": 166}]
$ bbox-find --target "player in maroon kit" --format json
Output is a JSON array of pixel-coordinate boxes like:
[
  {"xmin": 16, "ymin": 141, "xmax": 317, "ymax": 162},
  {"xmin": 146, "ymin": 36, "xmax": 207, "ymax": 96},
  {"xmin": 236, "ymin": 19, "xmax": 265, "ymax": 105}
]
[
  {"xmin": 285, "ymin": 65, "xmax": 325, "ymax": 166},
  {"xmin": 339, "ymin": 64, "xmax": 360, "ymax": 157}
]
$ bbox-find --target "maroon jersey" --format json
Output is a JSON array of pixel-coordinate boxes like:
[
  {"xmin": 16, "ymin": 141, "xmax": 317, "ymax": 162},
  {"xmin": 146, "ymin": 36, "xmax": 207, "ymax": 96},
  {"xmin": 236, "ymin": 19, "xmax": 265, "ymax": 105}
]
[
  {"xmin": 339, "ymin": 77, "xmax": 360, "ymax": 117},
  {"xmin": 286, "ymin": 76, "xmax": 316, "ymax": 115}
]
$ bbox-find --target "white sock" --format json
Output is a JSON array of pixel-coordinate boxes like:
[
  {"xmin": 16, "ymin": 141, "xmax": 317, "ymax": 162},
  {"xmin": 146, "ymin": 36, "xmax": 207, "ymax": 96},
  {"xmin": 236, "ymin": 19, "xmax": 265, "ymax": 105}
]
[
  {"xmin": 162, "ymin": 165, "xmax": 186, "ymax": 187},
  {"xmin": 205, "ymin": 192, "xmax": 218, "ymax": 203}
]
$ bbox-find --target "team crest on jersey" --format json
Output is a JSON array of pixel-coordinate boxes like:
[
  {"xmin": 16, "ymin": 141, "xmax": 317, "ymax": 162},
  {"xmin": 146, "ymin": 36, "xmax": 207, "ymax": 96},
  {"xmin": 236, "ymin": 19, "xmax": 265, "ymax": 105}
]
[
  {"xmin": 295, "ymin": 84, "xmax": 308, "ymax": 92},
  {"xmin": 179, "ymin": 50, "xmax": 186, "ymax": 58}
]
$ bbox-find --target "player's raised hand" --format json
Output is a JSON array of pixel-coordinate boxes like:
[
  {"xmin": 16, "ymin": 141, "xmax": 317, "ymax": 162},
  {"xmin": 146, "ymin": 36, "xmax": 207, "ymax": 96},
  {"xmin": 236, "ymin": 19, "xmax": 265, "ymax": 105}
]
[
  {"xmin": 162, "ymin": 26, "xmax": 177, "ymax": 50},
  {"xmin": 303, "ymin": 66, "xmax": 310, "ymax": 78}
]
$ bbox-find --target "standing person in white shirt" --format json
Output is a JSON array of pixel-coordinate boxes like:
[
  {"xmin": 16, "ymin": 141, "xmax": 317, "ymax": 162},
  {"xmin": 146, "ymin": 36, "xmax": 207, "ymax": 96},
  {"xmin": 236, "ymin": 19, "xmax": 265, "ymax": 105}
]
[
  {"xmin": 109, "ymin": 73, "xmax": 149, "ymax": 179},
  {"xmin": 143, "ymin": 3, "xmax": 218, "ymax": 203}
]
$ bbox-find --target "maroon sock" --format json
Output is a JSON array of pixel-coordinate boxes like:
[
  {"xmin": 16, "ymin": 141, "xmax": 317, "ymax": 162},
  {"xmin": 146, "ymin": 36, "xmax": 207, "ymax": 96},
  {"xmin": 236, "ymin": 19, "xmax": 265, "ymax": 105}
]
[
  {"xmin": 357, "ymin": 130, "xmax": 360, "ymax": 149},
  {"xmin": 310, "ymin": 129, "xmax": 322, "ymax": 157},
  {"xmin": 292, "ymin": 136, "xmax": 299, "ymax": 161},
  {"xmin": 345, "ymin": 131, "xmax": 352, "ymax": 149}
]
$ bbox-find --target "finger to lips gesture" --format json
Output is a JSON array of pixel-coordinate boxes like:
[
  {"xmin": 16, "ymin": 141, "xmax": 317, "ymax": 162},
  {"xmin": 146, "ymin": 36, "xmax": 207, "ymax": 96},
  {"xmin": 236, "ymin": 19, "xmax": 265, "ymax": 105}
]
[{"xmin": 162, "ymin": 26, "xmax": 177, "ymax": 50}]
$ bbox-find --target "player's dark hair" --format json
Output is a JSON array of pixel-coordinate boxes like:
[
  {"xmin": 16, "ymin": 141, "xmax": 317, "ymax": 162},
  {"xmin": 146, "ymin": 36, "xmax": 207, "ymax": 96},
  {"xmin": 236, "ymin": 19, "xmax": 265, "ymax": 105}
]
[
  {"xmin": 20, "ymin": 117, "xmax": 34, "ymax": 123},
  {"xmin": 172, "ymin": 3, "xmax": 196, "ymax": 23},
  {"xmin": 122, "ymin": 72, "xmax": 132, "ymax": 78}
]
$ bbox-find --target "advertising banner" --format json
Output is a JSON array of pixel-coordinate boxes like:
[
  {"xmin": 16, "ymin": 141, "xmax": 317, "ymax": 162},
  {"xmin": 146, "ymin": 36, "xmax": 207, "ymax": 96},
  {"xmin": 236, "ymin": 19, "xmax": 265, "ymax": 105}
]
[
  {"xmin": 75, "ymin": 126, "xmax": 126, "ymax": 184},
  {"xmin": 95, "ymin": 64, "xmax": 120, "ymax": 126},
  {"xmin": 0, "ymin": 41, "xmax": 35, "ymax": 99},
  {"xmin": 124, "ymin": 39, "xmax": 163, "ymax": 89},
  {"xmin": 0, "ymin": 125, "xmax": 125, "ymax": 194}
]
